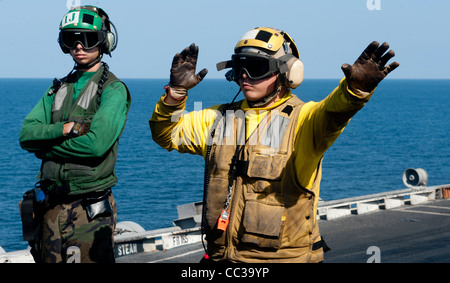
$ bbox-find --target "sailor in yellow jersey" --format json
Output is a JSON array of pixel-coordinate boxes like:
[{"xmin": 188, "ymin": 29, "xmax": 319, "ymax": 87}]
[{"xmin": 149, "ymin": 27, "xmax": 399, "ymax": 263}]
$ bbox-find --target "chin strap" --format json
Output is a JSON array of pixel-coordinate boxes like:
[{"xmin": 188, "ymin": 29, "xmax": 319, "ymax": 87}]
[
  {"xmin": 247, "ymin": 75, "xmax": 285, "ymax": 108},
  {"xmin": 74, "ymin": 54, "xmax": 103, "ymax": 70}
]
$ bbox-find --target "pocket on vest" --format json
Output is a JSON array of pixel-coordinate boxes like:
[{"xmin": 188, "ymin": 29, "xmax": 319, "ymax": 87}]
[
  {"xmin": 241, "ymin": 200, "xmax": 284, "ymax": 249},
  {"xmin": 246, "ymin": 152, "xmax": 287, "ymax": 180},
  {"xmin": 64, "ymin": 163, "xmax": 96, "ymax": 178}
]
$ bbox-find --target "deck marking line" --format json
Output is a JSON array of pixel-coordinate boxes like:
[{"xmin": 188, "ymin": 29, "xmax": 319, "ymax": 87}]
[
  {"xmin": 146, "ymin": 248, "xmax": 205, "ymax": 263},
  {"xmin": 422, "ymin": 205, "xmax": 450, "ymax": 210},
  {"xmin": 397, "ymin": 209, "xmax": 450, "ymax": 217}
]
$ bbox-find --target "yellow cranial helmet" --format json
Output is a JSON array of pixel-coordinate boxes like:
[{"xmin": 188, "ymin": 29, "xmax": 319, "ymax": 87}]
[
  {"xmin": 217, "ymin": 27, "xmax": 304, "ymax": 89},
  {"xmin": 234, "ymin": 27, "xmax": 300, "ymax": 58}
]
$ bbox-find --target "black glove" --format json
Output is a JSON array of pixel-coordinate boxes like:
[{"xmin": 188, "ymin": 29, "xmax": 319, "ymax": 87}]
[
  {"xmin": 169, "ymin": 43, "xmax": 208, "ymax": 90},
  {"xmin": 341, "ymin": 41, "xmax": 399, "ymax": 93}
]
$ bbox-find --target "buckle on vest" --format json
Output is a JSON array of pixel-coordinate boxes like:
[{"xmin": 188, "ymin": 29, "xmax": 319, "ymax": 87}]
[
  {"xmin": 234, "ymin": 160, "xmax": 249, "ymax": 177},
  {"xmin": 312, "ymin": 237, "xmax": 331, "ymax": 252}
]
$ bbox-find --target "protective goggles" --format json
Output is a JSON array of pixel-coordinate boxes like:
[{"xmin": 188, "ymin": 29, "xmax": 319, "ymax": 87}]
[
  {"xmin": 59, "ymin": 30, "xmax": 106, "ymax": 50},
  {"xmin": 231, "ymin": 54, "xmax": 281, "ymax": 80}
]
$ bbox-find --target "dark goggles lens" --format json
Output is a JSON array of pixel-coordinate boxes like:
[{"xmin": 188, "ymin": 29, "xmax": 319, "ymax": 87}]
[
  {"xmin": 231, "ymin": 54, "xmax": 278, "ymax": 80},
  {"xmin": 60, "ymin": 30, "xmax": 104, "ymax": 50}
]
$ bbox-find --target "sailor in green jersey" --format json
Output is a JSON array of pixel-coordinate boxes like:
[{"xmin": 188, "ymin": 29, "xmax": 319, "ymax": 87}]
[{"xmin": 19, "ymin": 6, "xmax": 131, "ymax": 263}]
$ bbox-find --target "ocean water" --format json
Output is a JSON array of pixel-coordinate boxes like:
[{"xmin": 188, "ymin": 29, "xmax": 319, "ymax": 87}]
[{"xmin": 1, "ymin": 78, "xmax": 449, "ymax": 252}]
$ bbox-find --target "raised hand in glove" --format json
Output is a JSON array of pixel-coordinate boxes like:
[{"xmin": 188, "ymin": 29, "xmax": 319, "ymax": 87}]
[
  {"xmin": 165, "ymin": 43, "xmax": 208, "ymax": 102},
  {"xmin": 341, "ymin": 41, "xmax": 399, "ymax": 93}
]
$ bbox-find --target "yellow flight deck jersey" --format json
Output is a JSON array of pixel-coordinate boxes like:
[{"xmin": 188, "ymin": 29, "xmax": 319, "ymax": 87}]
[{"xmin": 150, "ymin": 78, "xmax": 372, "ymax": 262}]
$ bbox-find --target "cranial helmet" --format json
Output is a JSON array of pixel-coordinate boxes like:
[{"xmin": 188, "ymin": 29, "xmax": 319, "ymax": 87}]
[
  {"xmin": 217, "ymin": 27, "xmax": 304, "ymax": 89},
  {"xmin": 58, "ymin": 5, "xmax": 118, "ymax": 56}
]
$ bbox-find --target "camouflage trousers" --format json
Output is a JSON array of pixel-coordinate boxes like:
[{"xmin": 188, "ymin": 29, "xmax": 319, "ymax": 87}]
[{"xmin": 34, "ymin": 190, "xmax": 117, "ymax": 263}]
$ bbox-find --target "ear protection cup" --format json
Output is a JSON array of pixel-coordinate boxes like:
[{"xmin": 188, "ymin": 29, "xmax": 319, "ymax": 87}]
[
  {"xmin": 105, "ymin": 31, "xmax": 116, "ymax": 54},
  {"xmin": 102, "ymin": 20, "xmax": 118, "ymax": 55},
  {"xmin": 285, "ymin": 56, "xmax": 304, "ymax": 89},
  {"xmin": 278, "ymin": 53, "xmax": 304, "ymax": 89},
  {"xmin": 99, "ymin": 31, "xmax": 114, "ymax": 54},
  {"xmin": 280, "ymin": 33, "xmax": 303, "ymax": 89}
]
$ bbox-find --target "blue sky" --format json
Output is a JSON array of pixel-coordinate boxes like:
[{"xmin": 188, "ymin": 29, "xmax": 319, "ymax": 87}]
[{"xmin": 0, "ymin": 0, "xmax": 449, "ymax": 79}]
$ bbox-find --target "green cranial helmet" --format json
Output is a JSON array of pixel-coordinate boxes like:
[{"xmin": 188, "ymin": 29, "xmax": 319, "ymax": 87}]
[
  {"xmin": 59, "ymin": 6, "xmax": 104, "ymax": 31},
  {"xmin": 58, "ymin": 6, "xmax": 117, "ymax": 56}
]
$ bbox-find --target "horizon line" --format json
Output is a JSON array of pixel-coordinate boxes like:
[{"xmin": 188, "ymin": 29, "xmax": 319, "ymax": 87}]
[{"xmin": 1, "ymin": 77, "xmax": 449, "ymax": 80}]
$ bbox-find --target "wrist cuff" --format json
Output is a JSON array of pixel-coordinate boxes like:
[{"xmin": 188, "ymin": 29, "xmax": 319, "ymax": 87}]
[
  {"xmin": 69, "ymin": 122, "xmax": 83, "ymax": 137},
  {"xmin": 164, "ymin": 85, "xmax": 187, "ymax": 101}
]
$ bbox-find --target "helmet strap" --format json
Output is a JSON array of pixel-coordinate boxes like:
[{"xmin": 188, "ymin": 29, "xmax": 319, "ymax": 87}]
[
  {"xmin": 73, "ymin": 53, "xmax": 103, "ymax": 70},
  {"xmin": 247, "ymin": 75, "xmax": 285, "ymax": 108}
]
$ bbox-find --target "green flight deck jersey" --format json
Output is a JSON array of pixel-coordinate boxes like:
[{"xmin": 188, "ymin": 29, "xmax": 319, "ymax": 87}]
[{"xmin": 19, "ymin": 65, "xmax": 131, "ymax": 195}]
